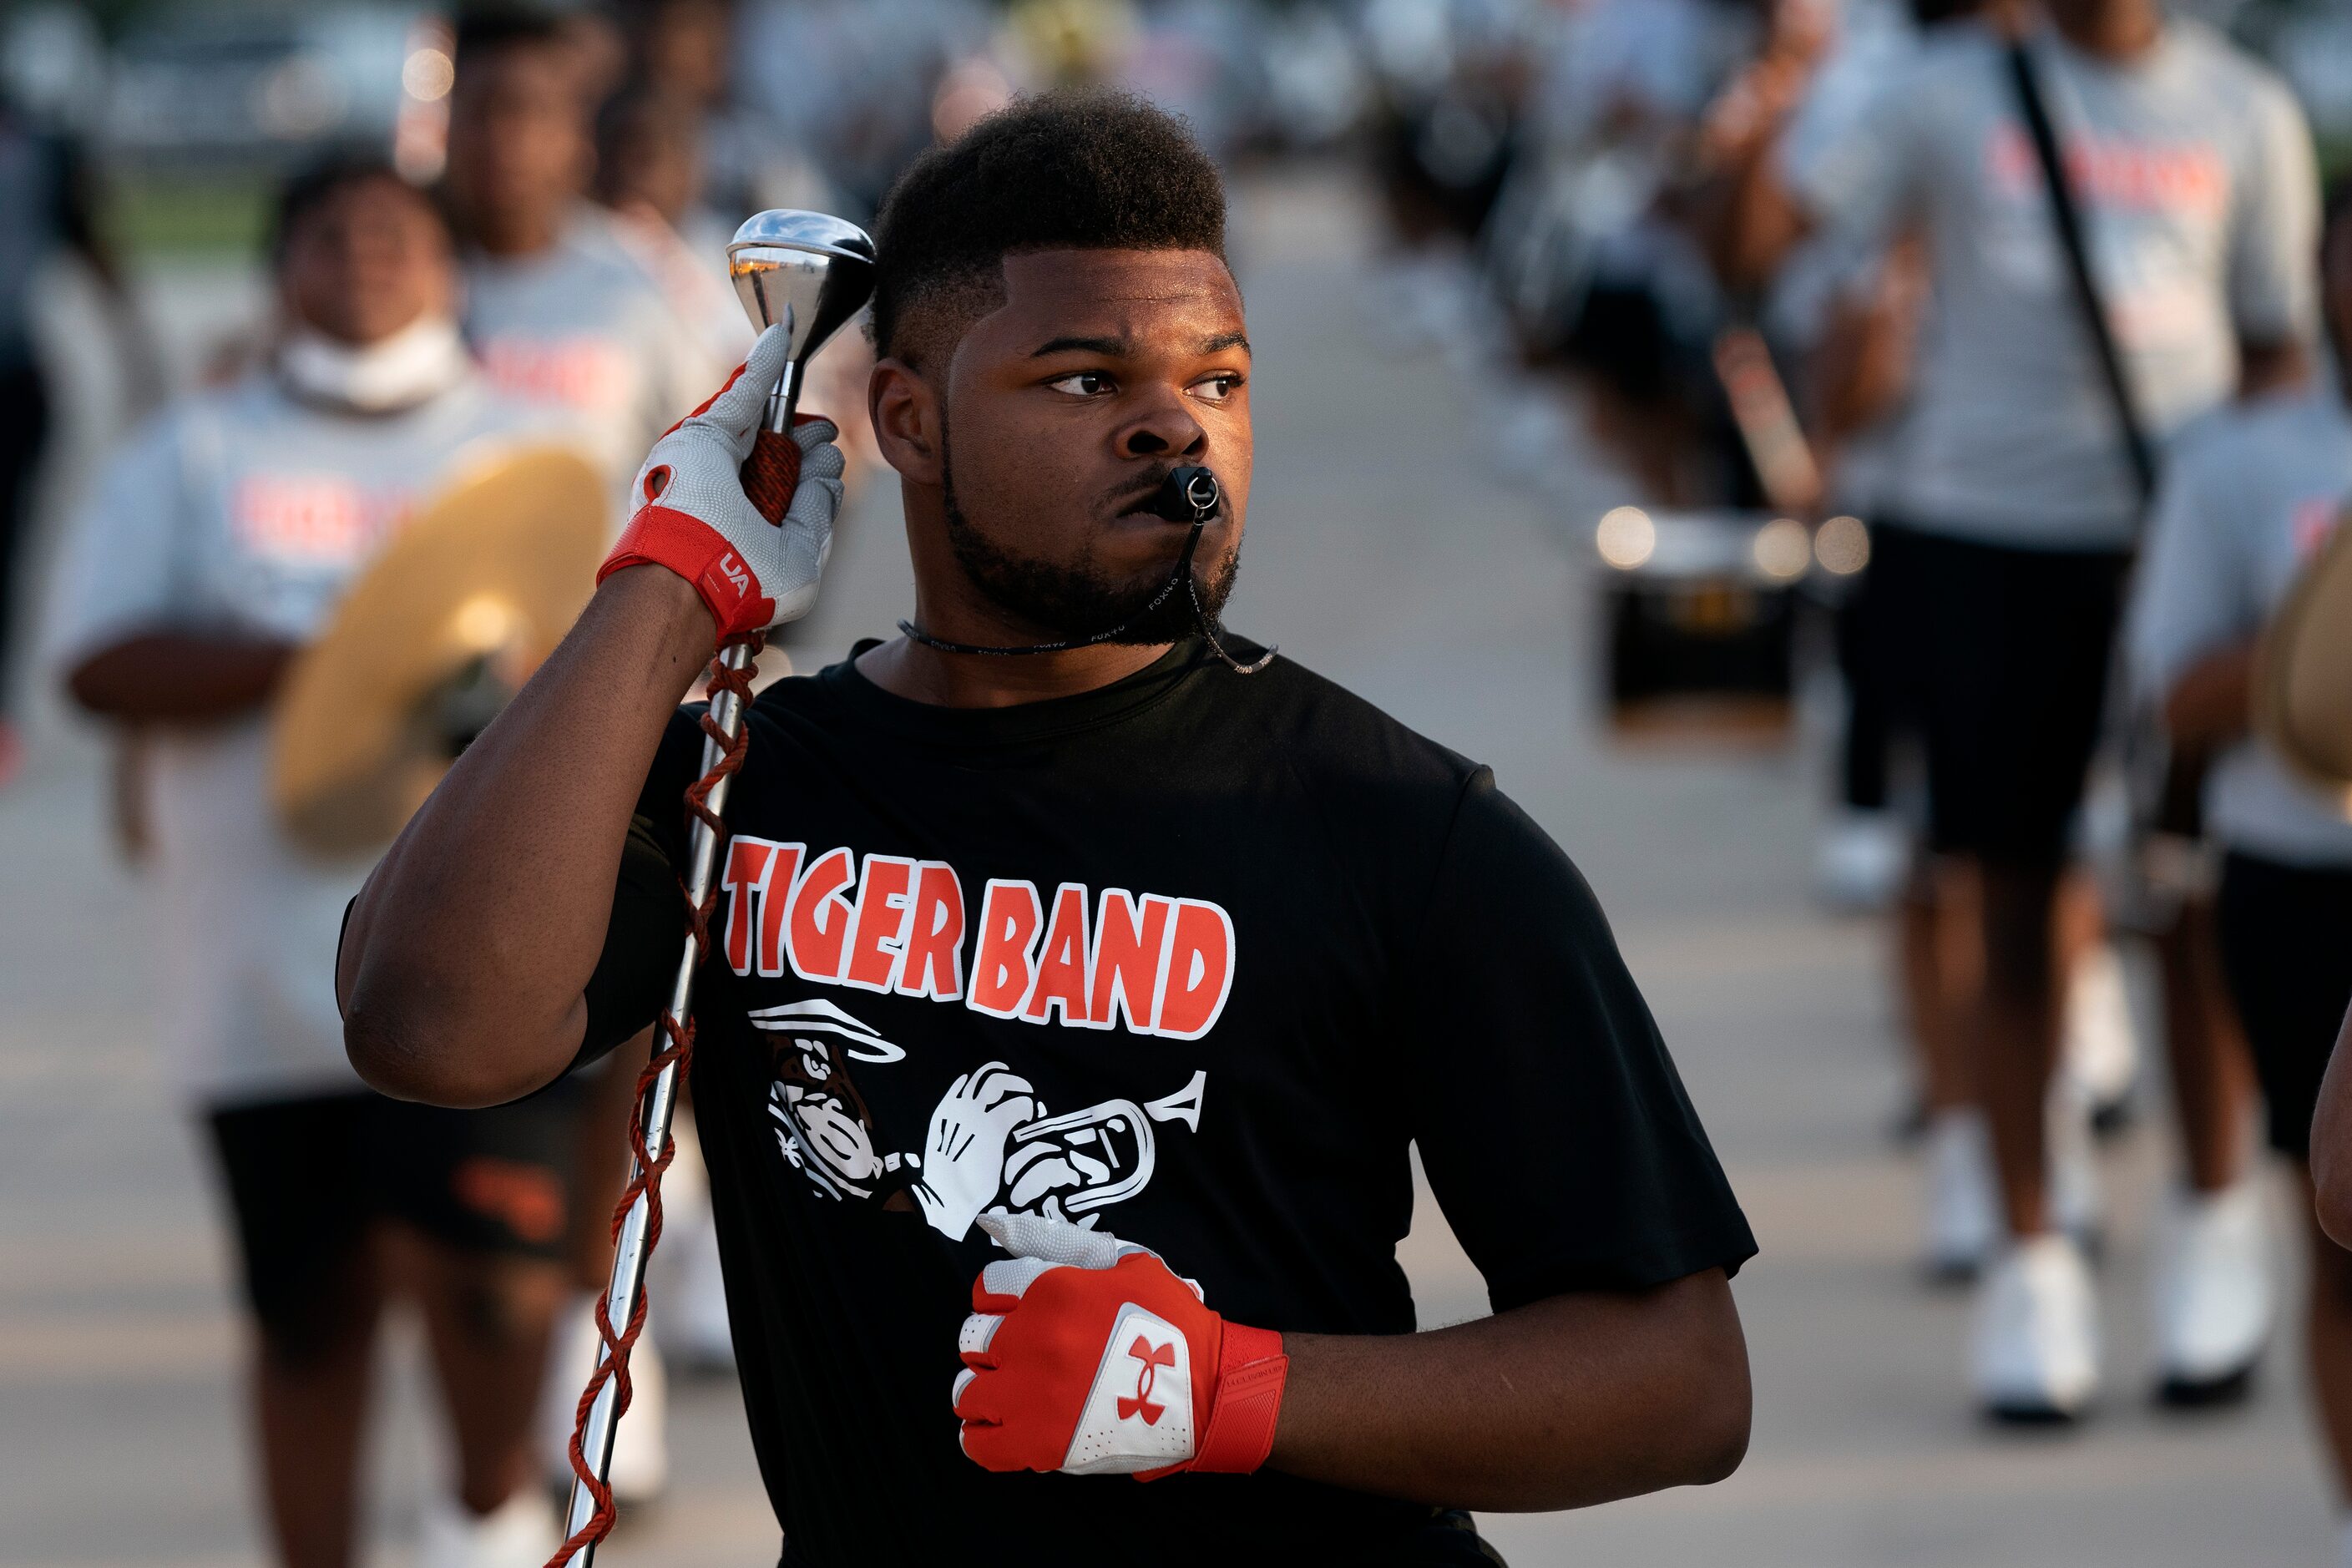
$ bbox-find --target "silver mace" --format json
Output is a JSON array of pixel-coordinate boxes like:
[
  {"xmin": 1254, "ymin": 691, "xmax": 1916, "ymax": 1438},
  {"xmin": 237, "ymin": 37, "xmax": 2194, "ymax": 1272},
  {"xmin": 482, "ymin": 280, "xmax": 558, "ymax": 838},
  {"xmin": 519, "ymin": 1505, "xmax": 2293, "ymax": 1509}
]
[{"xmin": 559, "ymin": 210, "xmax": 875, "ymax": 1563}]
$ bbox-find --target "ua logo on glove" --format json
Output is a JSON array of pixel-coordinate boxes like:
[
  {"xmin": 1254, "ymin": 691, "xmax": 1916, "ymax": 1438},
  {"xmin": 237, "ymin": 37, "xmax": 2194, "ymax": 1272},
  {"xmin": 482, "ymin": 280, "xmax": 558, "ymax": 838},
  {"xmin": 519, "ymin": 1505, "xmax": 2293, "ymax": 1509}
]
[
  {"xmin": 951, "ymin": 1211, "xmax": 1287, "ymax": 1480},
  {"xmin": 1120, "ymin": 1335, "xmax": 1176, "ymax": 1423}
]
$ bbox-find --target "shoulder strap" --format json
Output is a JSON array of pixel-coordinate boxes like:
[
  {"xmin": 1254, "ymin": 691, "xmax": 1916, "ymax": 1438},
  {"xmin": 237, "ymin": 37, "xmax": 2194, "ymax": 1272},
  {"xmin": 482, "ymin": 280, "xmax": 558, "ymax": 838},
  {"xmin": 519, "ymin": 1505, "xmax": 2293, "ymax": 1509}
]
[{"xmin": 2004, "ymin": 38, "xmax": 2159, "ymax": 508}]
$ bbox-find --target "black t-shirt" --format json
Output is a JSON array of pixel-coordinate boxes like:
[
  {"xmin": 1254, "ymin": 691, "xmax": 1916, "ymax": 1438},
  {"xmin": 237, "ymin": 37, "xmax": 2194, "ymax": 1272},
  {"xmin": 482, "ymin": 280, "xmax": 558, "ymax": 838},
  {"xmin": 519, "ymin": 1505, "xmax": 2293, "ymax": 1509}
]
[{"xmin": 585, "ymin": 638, "xmax": 1755, "ymax": 1566}]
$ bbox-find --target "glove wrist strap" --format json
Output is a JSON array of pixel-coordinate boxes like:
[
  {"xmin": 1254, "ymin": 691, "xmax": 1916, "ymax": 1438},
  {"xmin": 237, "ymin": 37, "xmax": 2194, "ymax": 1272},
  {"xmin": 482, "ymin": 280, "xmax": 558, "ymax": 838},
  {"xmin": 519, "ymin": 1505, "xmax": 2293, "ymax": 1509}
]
[
  {"xmin": 1189, "ymin": 1323, "xmax": 1287, "ymax": 1474},
  {"xmin": 598, "ymin": 504, "xmax": 772, "ymax": 640}
]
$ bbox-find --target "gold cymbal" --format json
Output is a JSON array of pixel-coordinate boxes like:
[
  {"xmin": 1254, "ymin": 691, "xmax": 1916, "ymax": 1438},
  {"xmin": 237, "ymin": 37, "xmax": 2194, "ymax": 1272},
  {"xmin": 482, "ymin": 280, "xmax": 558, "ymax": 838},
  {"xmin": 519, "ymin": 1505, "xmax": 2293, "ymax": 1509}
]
[
  {"xmin": 2256, "ymin": 501, "xmax": 2352, "ymax": 819},
  {"xmin": 271, "ymin": 445, "xmax": 607, "ymax": 856}
]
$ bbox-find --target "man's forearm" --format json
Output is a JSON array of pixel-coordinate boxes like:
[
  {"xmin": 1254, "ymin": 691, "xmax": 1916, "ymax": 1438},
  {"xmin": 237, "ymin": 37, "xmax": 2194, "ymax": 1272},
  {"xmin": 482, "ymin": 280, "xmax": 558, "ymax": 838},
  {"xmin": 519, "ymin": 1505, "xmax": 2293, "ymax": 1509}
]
[
  {"xmin": 2238, "ymin": 337, "xmax": 2310, "ymax": 401},
  {"xmin": 1266, "ymin": 1268, "xmax": 1749, "ymax": 1511},
  {"xmin": 340, "ymin": 567, "xmax": 716, "ymax": 1106},
  {"xmin": 2163, "ymin": 641, "xmax": 2255, "ymax": 754},
  {"xmin": 68, "ymin": 633, "xmax": 295, "ymax": 722}
]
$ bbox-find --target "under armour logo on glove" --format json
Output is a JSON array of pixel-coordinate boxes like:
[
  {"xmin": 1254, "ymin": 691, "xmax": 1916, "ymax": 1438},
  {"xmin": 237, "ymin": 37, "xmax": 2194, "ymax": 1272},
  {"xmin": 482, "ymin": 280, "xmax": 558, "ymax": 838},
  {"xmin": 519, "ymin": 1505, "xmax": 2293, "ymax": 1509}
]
[
  {"xmin": 951, "ymin": 1211, "xmax": 1289, "ymax": 1479},
  {"xmin": 1119, "ymin": 1337, "xmax": 1176, "ymax": 1423}
]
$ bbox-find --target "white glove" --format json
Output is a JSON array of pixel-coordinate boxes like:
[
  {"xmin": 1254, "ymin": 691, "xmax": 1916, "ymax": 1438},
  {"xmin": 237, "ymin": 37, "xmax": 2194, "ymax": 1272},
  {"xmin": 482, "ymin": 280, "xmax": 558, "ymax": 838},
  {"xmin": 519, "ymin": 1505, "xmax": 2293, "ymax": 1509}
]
[{"xmin": 596, "ymin": 323, "xmax": 846, "ymax": 639}]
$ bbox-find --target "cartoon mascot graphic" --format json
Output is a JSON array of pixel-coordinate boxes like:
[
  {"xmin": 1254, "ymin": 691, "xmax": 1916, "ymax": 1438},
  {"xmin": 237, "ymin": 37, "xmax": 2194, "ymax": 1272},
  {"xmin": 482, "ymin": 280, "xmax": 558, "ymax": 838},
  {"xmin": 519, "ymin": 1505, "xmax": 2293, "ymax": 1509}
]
[{"xmin": 751, "ymin": 999, "xmax": 1207, "ymax": 1239}]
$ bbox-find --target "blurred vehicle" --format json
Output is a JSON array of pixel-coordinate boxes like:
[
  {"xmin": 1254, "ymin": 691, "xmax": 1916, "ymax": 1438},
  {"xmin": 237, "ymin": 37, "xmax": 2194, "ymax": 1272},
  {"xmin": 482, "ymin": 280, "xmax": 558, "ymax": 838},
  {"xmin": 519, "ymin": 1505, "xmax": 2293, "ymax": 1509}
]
[{"xmin": 103, "ymin": 5, "xmax": 431, "ymax": 172}]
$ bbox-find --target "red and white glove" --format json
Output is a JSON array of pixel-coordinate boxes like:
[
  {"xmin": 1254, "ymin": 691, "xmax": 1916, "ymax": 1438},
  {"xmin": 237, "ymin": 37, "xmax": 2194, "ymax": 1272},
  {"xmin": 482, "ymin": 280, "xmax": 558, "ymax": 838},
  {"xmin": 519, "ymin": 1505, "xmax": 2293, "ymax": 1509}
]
[
  {"xmin": 952, "ymin": 1211, "xmax": 1289, "ymax": 1480},
  {"xmin": 597, "ymin": 323, "xmax": 846, "ymax": 640}
]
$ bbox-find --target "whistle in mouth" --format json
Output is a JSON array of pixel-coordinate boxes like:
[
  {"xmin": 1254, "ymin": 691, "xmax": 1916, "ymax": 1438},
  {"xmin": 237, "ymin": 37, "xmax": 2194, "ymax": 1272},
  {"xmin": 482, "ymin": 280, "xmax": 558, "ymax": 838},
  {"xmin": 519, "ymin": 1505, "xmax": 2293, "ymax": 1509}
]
[{"xmin": 1148, "ymin": 465, "xmax": 1222, "ymax": 524}]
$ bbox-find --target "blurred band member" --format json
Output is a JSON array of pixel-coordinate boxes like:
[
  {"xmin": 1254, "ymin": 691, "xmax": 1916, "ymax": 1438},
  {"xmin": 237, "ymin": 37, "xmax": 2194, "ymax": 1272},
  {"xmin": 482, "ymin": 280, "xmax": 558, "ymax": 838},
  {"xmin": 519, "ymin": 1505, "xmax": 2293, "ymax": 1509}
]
[
  {"xmin": 444, "ymin": 8, "xmax": 718, "ymax": 495},
  {"xmin": 594, "ymin": 83, "xmax": 751, "ymax": 365},
  {"xmin": 1705, "ymin": 0, "xmax": 2319, "ymax": 1420},
  {"xmin": 2140, "ymin": 183, "xmax": 2352, "ymax": 1543},
  {"xmin": 44, "ymin": 158, "xmax": 583, "ymax": 1568},
  {"xmin": 443, "ymin": 12, "xmax": 706, "ymax": 1494},
  {"xmin": 0, "ymin": 91, "xmax": 147, "ymax": 786}
]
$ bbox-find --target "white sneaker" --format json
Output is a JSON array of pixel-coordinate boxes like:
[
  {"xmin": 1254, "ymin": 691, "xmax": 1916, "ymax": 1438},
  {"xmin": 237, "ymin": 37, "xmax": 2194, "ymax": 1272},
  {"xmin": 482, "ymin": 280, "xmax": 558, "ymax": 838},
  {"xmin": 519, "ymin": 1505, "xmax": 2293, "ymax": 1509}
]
[
  {"xmin": 1814, "ymin": 807, "xmax": 1909, "ymax": 914},
  {"xmin": 1972, "ymin": 1233, "xmax": 2100, "ymax": 1422},
  {"xmin": 541, "ymin": 1295, "xmax": 670, "ymax": 1505},
  {"xmin": 2152, "ymin": 1178, "xmax": 2271, "ymax": 1405},
  {"xmin": 417, "ymin": 1489, "xmax": 559, "ymax": 1568},
  {"xmin": 2063, "ymin": 942, "xmax": 2141, "ymax": 1131},
  {"xmin": 1923, "ymin": 1109, "xmax": 1998, "ymax": 1282}
]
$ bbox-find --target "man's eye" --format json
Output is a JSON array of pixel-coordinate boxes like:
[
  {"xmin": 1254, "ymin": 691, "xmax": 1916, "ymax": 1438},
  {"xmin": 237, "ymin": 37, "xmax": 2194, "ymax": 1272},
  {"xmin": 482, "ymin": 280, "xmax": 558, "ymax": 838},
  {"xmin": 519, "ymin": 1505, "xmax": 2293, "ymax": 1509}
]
[
  {"xmin": 1046, "ymin": 372, "xmax": 1114, "ymax": 397},
  {"xmin": 1193, "ymin": 374, "xmax": 1242, "ymax": 403}
]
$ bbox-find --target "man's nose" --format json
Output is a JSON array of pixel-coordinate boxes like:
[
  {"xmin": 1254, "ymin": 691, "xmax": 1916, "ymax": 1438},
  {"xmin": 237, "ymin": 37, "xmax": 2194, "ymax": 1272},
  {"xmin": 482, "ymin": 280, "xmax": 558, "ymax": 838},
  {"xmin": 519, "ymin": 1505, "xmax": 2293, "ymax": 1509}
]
[{"xmin": 1114, "ymin": 392, "xmax": 1207, "ymax": 461}]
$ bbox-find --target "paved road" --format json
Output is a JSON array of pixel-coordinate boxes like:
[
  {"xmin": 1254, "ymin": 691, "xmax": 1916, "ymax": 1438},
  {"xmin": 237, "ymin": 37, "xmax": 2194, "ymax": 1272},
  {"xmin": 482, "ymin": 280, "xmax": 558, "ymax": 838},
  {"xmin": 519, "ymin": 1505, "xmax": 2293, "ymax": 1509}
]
[{"xmin": 0, "ymin": 168, "xmax": 2333, "ymax": 1567}]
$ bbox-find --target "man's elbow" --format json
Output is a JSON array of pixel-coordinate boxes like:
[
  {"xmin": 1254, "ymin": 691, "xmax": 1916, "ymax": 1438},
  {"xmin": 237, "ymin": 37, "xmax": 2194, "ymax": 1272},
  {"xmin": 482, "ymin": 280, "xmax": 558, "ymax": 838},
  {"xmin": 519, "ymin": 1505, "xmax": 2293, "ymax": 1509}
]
[
  {"xmin": 1678, "ymin": 1358, "xmax": 1752, "ymax": 1486},
  {"xmin": 1662, "ymin": 1280, "xmax": 1752, "ymax": 1489},
  {"xmin": 341, "ymin": 979, "xmax": 557, "ymax": 1109},
  {"xmin": 2315, "ymin": 1119, "xmax": 2352, "ymax": 1251}
]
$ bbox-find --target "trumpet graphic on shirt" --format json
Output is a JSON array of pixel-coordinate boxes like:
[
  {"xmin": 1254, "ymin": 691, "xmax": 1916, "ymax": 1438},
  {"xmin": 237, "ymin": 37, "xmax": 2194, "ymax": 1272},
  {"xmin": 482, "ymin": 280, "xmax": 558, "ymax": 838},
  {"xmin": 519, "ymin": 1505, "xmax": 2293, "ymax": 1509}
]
[{"xmin": 751, "ymin": 999, "xmax": 1207, "ymax": 1239}]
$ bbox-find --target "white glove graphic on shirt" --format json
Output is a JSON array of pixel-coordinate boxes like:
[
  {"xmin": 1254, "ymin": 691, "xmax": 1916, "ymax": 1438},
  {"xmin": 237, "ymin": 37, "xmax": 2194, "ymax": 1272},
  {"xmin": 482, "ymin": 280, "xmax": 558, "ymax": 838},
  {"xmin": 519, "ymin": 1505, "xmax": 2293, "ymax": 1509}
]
[{"xmin": 912, "ymin": 1062, "xmax": 1036, "ymax": 1239}]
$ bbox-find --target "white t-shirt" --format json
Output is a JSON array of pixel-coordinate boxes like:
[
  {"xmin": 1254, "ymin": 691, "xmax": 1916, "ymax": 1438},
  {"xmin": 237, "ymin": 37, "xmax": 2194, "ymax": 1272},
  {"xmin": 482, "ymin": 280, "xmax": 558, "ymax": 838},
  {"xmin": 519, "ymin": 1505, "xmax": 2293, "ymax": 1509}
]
[
  {"xmin": 1786, "ymin": 21, "xmax": 2319, "ymax": 549},
  {"xmin": 2128, "ymin": 387, "xmax": 2352, "ymax": 867},
  {"xmin": 42, "ymin": 371, "xmax": 572, "ymax": 1106},
  {"xmin": 463, "ymin": 205, "xmax": 721, "ymax": 498}
]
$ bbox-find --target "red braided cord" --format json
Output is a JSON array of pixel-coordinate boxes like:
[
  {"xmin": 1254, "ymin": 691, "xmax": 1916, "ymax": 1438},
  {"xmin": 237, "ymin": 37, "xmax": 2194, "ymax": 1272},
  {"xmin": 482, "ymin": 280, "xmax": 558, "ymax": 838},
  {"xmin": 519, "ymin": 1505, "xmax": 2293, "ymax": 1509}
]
[{"xmin": 548, "ymin": 632, "xmax": 763, "ymax": 1566}]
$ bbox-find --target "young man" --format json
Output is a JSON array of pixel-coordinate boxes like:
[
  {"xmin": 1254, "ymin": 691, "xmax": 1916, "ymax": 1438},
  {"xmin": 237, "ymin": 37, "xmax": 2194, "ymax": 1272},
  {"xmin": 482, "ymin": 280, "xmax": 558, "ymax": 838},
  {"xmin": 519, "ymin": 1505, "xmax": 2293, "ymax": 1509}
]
[
  {"xmin": 340, "ymin": 94, "xmax": 1755, "ymax": 1564},
  {"xmin": 2147, "ymin": 183, "xmax": 2352, "ymax": 1554},
  {"xmin": 44, "ymin": 159, "xmax": 585, "ymax": 1568},
  {"xmin": 1703, "ymin": 0, "xmax": 2318, "ymax": 1418},
  {"xmin": 444, "ymin": 9, "xmax": 717, "ymax": 491},
  {"xmin": 443, "ymin": 8, "xmax": 727, "ymax": 1490}
]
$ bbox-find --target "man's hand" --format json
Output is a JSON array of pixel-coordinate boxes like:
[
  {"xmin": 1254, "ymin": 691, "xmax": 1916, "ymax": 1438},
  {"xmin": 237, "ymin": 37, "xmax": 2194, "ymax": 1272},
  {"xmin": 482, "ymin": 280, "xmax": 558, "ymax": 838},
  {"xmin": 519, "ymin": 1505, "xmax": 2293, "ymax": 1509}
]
[
  {"xmin": 952, "ymin": 1212, "xmax": 1288, "ymax": 1479},
  {"xmin": 597, "ymin": 323, "xmax": 847, "ymax": 640}
]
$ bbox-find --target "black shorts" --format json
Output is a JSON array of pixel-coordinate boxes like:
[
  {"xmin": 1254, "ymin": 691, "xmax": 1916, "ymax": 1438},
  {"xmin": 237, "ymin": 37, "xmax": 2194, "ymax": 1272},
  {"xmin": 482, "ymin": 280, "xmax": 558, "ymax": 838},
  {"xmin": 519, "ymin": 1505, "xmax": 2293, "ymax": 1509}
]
[
  {"xmin": 1869, "ymin": 523, "xmax": 2131, "ymax": 866},
  {"xmin": 206, "ymin": 1080, "xmax": 590, "ymax": 1352},
  {"xmin": 2215, "ymin": 852, "xmax": 2352, "ymax": 1160}
]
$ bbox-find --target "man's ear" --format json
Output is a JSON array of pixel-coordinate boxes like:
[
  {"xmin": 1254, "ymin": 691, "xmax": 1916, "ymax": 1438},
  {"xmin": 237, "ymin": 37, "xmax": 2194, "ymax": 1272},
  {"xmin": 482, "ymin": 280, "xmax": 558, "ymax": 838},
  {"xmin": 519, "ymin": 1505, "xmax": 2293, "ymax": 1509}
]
[{"xmin": 868, "ymin": 358, "xmax": 943, "ymax": 486}]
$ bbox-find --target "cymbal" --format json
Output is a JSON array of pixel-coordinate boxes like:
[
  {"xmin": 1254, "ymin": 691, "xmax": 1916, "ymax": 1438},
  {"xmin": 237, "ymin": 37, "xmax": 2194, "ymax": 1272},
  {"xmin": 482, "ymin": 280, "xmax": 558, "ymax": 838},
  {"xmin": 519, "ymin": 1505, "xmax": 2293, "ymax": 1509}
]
[
  {"xmin": 2256, "ymin": 501, "xmax": 2352, "ymax": 818},
  {"xmin": 271, "ymin": 445, "xmax": 607, "ymax": 856}
]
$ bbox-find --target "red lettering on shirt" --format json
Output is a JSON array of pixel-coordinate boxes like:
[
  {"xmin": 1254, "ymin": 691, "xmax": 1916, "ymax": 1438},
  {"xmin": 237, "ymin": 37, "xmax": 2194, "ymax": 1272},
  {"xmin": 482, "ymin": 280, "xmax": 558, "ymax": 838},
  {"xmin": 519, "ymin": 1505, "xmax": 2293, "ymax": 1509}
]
[
  {"xmin": 1022, "ymin": 883, "xmax": 1094, "ymax": 1026},
  {"xmin": 2293, "ymin": 496, "xmax": 2343, "ymax": 559},
  {"xmin": 478, "ymin": 336, "xmax": 634, "ymax": 412},
  {"xmin": 967, "ymin": 880, "xmax": 1044, "ymax": 1019},
  {"xmin": 1090, "ymin": 890, "xmax": 1174, "ymax": 1034},
  {"xmin": 233, "ymin": 475, "xmax": 411, "ymax": 564},
  {"xmin": 756, "ymin": 843, "xmax": 806, "ymax": 977},
  {"xmin": 896, "ymin": 862, "xmax": 966, "ymax": 1002},
  {"xmin": 1986, "ymin": 124, "xmax": 2228, "ymax": 219},
  {"xmin": 1154, "ymin": 899, "xmax": 1235, "ymax": 1040},
  {"xmin": 721, "ymin": 838, "xmax": 780, "ymax": 976},
  {"xmin": 717, "ymin": 847, "xmax": 1235, "ymax": 1039},
  {"xmin": 843, "ymin": 854, "xmax": 917, "ymax": 994},
  {"xmin": 787, "ymin": 847, "xmax": 856, "ymax": 983}
]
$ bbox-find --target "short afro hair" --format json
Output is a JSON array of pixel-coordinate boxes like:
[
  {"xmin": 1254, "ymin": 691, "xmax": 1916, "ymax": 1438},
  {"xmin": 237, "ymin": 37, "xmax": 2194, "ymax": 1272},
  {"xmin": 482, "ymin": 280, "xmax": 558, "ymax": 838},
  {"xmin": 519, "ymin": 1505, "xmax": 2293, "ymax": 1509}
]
[
  {"xmin": 269, "ymin": 150, "xmax": 449, "ymax": 267},
  {"xmin": 870, "ymin": 90, "xmax": 1228, "ymax": 368}
]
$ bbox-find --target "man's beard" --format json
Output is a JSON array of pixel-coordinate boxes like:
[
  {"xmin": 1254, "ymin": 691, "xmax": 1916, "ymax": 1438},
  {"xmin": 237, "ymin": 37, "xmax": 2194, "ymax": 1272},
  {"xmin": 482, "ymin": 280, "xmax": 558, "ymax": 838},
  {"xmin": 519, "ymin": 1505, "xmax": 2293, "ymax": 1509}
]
[{"xmin": 938, "ymin": 427, "xmax": 1239, "ymax": 647}]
